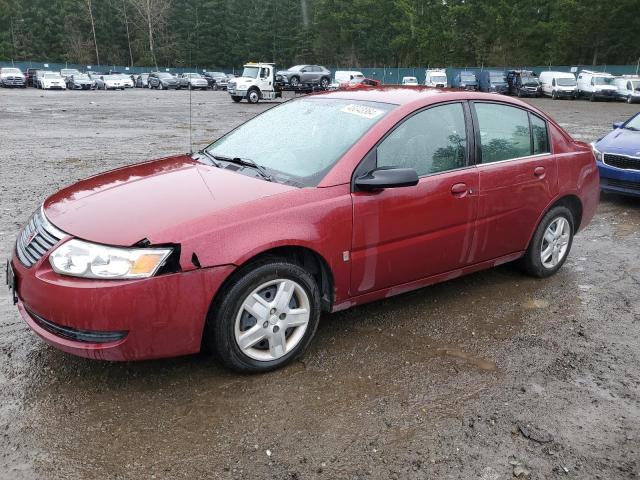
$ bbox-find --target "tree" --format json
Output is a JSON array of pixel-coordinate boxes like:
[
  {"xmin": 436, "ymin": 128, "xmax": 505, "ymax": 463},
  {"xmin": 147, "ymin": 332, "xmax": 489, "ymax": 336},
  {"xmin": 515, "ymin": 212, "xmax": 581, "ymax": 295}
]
[{"xmin": 128, "ymin": 0, "xmax": 171, "ymax": 68}]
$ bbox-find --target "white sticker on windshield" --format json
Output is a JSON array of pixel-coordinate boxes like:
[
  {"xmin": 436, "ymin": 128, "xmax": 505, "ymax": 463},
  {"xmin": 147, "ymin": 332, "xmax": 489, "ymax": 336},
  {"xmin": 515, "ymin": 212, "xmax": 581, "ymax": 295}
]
[{"xmin": 341, "ymin": 104, "xmax": 384, "ymax": 119}]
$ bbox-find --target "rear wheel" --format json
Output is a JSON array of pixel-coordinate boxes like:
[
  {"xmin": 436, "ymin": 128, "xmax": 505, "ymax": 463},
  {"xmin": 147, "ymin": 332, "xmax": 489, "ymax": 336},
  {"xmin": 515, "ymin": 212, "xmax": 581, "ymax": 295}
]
[
  {"xmin": 521, "ymin": 206, "xmax": 574, "ymax": 278},
  {"xmin": 205, "ymin": 260, "xmax": 321, "ymax": 372}
]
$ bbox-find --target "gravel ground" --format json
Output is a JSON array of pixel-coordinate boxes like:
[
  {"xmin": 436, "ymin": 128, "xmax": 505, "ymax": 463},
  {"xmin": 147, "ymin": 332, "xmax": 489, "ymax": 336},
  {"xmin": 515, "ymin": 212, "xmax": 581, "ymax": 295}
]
[{"xmin": 0, "ymin": 88, "xmax": 639, "ymax": 480}]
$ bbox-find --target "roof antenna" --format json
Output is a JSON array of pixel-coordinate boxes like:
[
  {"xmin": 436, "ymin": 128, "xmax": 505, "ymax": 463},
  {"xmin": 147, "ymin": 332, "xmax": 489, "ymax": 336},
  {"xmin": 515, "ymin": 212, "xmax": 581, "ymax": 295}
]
[{"xmin": 189, "ymin": 75, "xmax": 193, "ymax": 154}]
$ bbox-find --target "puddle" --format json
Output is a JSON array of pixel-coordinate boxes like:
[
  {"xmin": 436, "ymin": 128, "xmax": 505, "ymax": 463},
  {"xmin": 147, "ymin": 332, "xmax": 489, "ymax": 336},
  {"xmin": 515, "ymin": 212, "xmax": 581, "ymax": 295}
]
[{"xmin": 437, "ymin": 347, "xmax": 498, "ymax": 372}]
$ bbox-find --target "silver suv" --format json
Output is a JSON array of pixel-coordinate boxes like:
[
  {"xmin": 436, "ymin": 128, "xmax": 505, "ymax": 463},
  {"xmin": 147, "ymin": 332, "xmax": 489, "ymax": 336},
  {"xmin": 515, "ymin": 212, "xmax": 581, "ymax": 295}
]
[{"xmin": 277, "ymin": 65, "xmax": 331, "ymax": 88}]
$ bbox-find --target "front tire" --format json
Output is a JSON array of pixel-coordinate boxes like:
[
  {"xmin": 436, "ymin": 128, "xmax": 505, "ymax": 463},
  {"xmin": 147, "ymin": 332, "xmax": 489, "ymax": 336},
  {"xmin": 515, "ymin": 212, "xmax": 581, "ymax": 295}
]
[
  {"xmin": 521, "ymin": 206, "xmax": 574, "ymax": 278},
  {"xmin": 205, "ymin": 259, "xmax": 321, "ymax": 372},
  {"xmin": 231, "ymin": 95, "xmax": 242, "ymax": 103},
  {"xmin": 289, "ymin": 76, "xmax": 300, "ymax": 87},
  {"xmin": 247, "ymin": 88, "xmax": 260, "ymax": 104},
  {"xmin": 552, "ymin": 90, "xmax": 557, "ymax": 100},
  {"xmin": 320, "ymin": 77, "xmax": 330, "ymax": 88}
]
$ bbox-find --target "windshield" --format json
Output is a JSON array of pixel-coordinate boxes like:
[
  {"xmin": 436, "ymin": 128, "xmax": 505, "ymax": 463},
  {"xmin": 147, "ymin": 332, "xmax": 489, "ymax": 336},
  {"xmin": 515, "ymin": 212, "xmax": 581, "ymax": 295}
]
[
  {"xmin": 241, "ymin": 67, "xmax": 259, "ymax": 78},
  {"xmin": 75, "ymin": 74, "xmax": 90, "ymax": 80},
  {"xmin": 2, "ymin": 68, "xmax": 21, "ymax": 74},
  {"xmin": 556, "ymin": 77, "xmax": 576, "ymax": 86},
  {"xmin": 158, "ymin": 72, "xmax": 172, "ymax": 79},
  {"xmin": 461, "ymin": 74, "xmax": 476, "ymax": 82},
  {"xmin": 490, "ymin": 73, "xmax": 506, "ymax": 83},
  {"xmin": 186, "ymin": 73, "xmax": 202, "ymax": 78},
  {"xmin": 288, "ymin": 65, "xmax": 304, "ymax": 72},
  {"xmin": 521, "ymin": 76, "xmax": 539, "ymax": 86},
  {"xmin": 404, "ymin": 77, "xmax": 417, "ymax": 83},
  {"xmin": 624, "ymin": 113, "xmax": 640, "ymax": 131},
  {"xmin": 43, "ymin": 73, "xmax": 61, "ymax": 79},
  {"xmin": 205, "ymin": 98, "xmax": 395, "ymax": 186},
  {"xmin": 594, "ymin": 76, "xmax": 614, "ymax": 85},
  {"xmin": 61, "ymin": 69, "xmax": 79, "ymax": 75},
  {"xmin": 431, "ymin": 75, "xmax": 447, "ymax": 83},
  {"xmin": 631, "ymin": 80, "xmax": 640, "ymax": 90}
]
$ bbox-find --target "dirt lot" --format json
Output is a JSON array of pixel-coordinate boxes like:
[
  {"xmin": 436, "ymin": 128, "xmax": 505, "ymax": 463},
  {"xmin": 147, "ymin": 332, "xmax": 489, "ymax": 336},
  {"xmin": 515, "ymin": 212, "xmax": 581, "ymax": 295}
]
[{"xmin": 0, "ymin": 88, "xmax": 639, "ymax": 480}]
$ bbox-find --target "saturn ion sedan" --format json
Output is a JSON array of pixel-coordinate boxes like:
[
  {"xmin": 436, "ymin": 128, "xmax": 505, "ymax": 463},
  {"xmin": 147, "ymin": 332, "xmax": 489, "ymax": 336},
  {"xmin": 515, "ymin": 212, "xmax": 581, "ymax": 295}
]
[{"xmin": 7, "ymin": 87, "xmax": 599, "ymax": 372}]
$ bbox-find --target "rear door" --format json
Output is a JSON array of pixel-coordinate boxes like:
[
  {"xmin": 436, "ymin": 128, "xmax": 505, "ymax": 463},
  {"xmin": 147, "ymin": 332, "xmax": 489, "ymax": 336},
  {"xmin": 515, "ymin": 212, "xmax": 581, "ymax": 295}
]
[
  {"xmin": 350, "ymin": 102, "xmax": 479, "ymax": 295},
  {"xmin": 469, "ymin": 102, "xmax": 557, "ymax": 263}
]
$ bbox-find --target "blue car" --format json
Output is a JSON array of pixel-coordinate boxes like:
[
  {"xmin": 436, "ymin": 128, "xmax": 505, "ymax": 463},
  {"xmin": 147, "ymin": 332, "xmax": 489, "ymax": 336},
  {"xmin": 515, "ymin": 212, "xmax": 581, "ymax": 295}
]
[{"xmin": 592, "ymin": 112, "xmax": 640, "ymax": 197}]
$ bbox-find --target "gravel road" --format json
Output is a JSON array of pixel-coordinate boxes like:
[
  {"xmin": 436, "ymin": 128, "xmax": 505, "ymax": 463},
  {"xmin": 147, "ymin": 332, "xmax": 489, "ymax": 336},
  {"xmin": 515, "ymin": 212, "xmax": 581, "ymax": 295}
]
[{"xmin": 0, "ymin": 88, "xmax": 638, "ymax": 479}]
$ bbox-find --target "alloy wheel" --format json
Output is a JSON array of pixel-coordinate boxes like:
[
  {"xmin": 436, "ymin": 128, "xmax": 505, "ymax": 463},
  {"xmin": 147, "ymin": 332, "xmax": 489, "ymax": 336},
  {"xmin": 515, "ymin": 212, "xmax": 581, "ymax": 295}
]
[
  {"xmin": 540, "ymin": 217, "xmax": 570, "ymax": 269},
  {"xmin": 234, "ymin": 278, "xmax": 310, "ymax": 362}
]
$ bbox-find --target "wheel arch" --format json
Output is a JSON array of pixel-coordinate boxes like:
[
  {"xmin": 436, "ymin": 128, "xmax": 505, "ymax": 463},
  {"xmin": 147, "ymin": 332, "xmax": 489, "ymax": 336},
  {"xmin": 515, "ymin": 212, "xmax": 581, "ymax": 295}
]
[
  {"xmin": 209, "ymin": 245, "xmax": 335, "ymax": 316},
  {"xmin": 526, "ymin": 194, "xmax": 584, "ymax": 249}
]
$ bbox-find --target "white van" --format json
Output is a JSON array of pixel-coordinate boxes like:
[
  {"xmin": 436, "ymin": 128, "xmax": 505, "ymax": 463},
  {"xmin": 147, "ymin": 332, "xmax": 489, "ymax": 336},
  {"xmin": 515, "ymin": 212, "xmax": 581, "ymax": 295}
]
[
  {"xmin": 402, "ymin": 76, "xmax": 419, "ymax": 86},
  {"xmin": 333, "ymin": 70, "xmax": 364, "ymax": 85},
  {"xmin": 538, "ymin": 71, "xmax": 577, "ymax": 100},
  {"xmin": 424, "ymin": 69, "xmax": 447, "ymax": 87},
  {"xmin": 576, "ymin": 70, "xmax": 617, "ymax": 101},
  {"xmin": 614, "ymin": 75, "xmax": 640, "ymax": 104}
]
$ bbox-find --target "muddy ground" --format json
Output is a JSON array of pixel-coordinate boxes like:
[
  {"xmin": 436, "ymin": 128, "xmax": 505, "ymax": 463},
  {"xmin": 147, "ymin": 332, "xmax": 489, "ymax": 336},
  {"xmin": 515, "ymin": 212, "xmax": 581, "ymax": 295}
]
[{"xmin": 0, "ymin": 88, "xmax": 638, "ymax": 480}]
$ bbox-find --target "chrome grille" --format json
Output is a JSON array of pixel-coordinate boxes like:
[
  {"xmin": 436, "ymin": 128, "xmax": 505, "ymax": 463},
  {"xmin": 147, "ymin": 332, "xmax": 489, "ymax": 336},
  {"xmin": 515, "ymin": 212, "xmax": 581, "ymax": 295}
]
[
  {"xmin": 16, "ymin": 208, "xmax": 66, "ymax": 268},
  {"xmin": 603, "ymin": 153, "xmax": 640, "ymax": 171}
]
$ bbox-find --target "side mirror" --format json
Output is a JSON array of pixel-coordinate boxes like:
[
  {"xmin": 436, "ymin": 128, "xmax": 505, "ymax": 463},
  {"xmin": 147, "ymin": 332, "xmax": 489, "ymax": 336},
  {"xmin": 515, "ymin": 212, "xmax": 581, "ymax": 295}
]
[
  {"xmin": 613, "ymin": 121, "xmax": 623, "ymax": 129},
  {"xmin": 355, "ymin": 167, "xmax": 419, "ymax": 191}
]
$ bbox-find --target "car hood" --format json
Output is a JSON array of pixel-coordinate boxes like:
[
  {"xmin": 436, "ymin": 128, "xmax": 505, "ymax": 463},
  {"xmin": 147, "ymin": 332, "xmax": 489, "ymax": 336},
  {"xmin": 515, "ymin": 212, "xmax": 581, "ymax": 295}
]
[
  {"xmin": 596, "ymin": 128, "xmax": 640, "ymax": 155},
  {"xmin": 43, "ymin": 155, "xmax": 295, "ymax": 246}
]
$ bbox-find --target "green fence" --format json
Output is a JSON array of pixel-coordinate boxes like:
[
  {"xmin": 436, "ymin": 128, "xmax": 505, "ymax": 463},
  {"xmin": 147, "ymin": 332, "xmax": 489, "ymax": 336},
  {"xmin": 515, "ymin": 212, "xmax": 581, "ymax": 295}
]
[{"xmin": 2, "ymin": 60, "xmax": 639, "ymax": 84}]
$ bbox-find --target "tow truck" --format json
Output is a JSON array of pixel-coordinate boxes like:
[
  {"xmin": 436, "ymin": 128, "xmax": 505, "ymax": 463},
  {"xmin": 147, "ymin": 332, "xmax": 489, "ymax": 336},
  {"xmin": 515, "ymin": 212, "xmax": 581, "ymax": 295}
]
[{"xmin": 227, "ymin": 62, "xmax": 326, "ymax": 104}]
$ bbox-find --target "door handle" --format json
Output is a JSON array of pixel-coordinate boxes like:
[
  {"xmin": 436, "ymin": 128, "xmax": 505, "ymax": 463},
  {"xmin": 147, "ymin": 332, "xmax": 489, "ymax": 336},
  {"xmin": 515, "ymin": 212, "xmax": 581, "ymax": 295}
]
[
  {"xmin": 534, "ymin": 166, "xmax": 546, "ymax": 178},
  {"xmin": 451, "ymin": 183, "xmax": 468, "ymax": 197}
]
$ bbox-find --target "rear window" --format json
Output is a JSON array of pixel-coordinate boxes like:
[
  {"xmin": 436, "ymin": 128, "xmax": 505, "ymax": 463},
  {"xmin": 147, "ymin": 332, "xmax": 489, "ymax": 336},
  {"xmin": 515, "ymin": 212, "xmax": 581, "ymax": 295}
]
[{"xmin": 474, "ymin": 103, "xmax": 550, "ymax": 163}]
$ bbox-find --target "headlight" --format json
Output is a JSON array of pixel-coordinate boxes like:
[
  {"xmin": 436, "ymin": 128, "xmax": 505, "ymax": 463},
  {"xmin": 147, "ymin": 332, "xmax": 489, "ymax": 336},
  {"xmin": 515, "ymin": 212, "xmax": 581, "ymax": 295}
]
[
  {"xmin": 49, "ymin": 239, "xmax": 172, "ymax": 280},
  {"xmin": 590, "ymin": 142, "xmax": 603, "ymax": 162}
]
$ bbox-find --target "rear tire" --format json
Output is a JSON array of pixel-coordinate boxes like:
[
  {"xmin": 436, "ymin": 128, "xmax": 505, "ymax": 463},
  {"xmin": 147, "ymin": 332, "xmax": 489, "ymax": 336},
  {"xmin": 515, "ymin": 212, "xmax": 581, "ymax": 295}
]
[
  {"xmin": 520, "ymin": 206, "xmax": 574, "ymax": 278},
  {"xmin": 204, "ymin": 259, "xmax": 321, "ymax": 373}
]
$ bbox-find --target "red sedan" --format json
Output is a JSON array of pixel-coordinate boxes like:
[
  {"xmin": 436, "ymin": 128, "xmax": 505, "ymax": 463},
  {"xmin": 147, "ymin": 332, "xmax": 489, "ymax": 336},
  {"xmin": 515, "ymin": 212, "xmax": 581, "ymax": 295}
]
[{"xmin": 8, "ymin": 87, "xmax": 599, "ymax": 372}]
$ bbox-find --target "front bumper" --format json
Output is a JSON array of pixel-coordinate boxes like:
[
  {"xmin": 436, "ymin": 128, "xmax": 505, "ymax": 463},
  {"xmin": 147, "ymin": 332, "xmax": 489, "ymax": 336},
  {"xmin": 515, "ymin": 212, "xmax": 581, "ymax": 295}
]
[
  {"xmin": 1, "ymin": 77, "xmax": 26, "ymax": 87},
  {"xmin": 228, "ymin": 87, "xmax": 247, "ymax": 96},
  {"xmin": 553, "ymin": 89, "xmax": 576, "ymax": 98},
  {"xmin": 10, "ymin": 251, "xmax": 234, "ymax": 361},
  {"xmin": 591, "ymin": 89, "xmax": 617, "ymax": 99},
  {"xmin": 598, "ymin": 161, "xmax": 640, "ymax": 197}
]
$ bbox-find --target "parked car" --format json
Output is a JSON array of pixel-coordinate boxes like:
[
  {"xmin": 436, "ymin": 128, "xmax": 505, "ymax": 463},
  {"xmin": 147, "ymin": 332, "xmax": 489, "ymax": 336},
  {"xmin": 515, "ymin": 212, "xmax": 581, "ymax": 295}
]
[
  {"xmin": 177, "ymin": 73, "xmax": 209, "ymax": 90},
  {"xmin": 613, "ymin": 76, "xmax": 640, "ymax": 104},
  {"xmin": 333, "ymin": 70, "xmax": 364, "ymax": 86},
  {"xmin": 7, "ymin": 88, "xmax": 599, "ymax": 373},
  {"xmin": 592, "ymin": 112, "xmax": 640, "ymax": 197},
  {"xmin": 39, "ymin": 72, "xmax": 66, "ymax": 90},
  {"xmin": 203, "ymin": 71, "xmax": 228, "ymax": 90},
  {"xmin": 277, "ymin": 65, "xmax": 331, "ymax": 88},
  {"xmin": 25, "ymin": 68, "xmax": 40, "ymax": 87},
  {"xmin": 148, "ymin": 72, "xmax": 178, "ymax": 90},
  {"xmin": 476, "ymin": 70, "xmax": 508, "ymax": 93},
  {"xmin": 114, "ymin": 73, "xmax": 134, "ymax": 88},
  {"xmin": 576, "ymin": 70, "xmax": 617, "ymax": 101},
  {"xmin": 539, "ymin": 71, "xmax": 577, "ymax": 100},
  {"xmin": 506, "ymin": 70, "xmax": 541, "ymax": 97},
  {"xmin": 451, "ymin": 70, "xmax": 478, "ymax": 90},
  {"xmin": 338, "ymin": 77, "xmax": 381, "ymax": 90},
  {"xmin": 35, "ymin": 70, "xmax": 53, "ymax": 89},
  {"xmin": 135, "ymin": 73, "xmax": 150, "ymax": 88},
  {"xmin": 60, "ymin": 68, "xmax": 81, "ymax": 81},
  {"xmin": 66, "ymin": 73, "xmax": 95, "ymax": 90},
  {"xmin": 0, "ymin": 67, "xmax": 26, "ymax": 88},
  {"xmin": 401, "ymin": 76, "xmax": 419, "ymax": 86},
  {"xmin": 93, "ymin": 74, "xmax": 125, "ymax": 90},
  {"xmin": 424, "ymin": 69, "xmax": 448, "ymax": 87}
]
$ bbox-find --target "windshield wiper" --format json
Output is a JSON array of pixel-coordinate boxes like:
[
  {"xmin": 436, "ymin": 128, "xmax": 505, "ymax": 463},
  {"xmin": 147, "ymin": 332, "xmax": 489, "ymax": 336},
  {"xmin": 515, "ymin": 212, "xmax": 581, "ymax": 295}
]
[
  {"xmin": 196, "ymin": 149, "xmax": 221, "ymax": 168},
  {"xmin": 624, "ymin": 125, "xmax": 639, "ymax": 131},
  {"xmin": 211, "ymin": 154, "xmax": 272, "ymax": 181}
]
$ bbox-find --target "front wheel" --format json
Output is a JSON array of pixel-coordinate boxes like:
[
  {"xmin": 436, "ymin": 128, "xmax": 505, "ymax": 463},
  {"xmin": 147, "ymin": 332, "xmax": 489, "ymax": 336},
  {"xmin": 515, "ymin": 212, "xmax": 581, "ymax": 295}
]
[
  {"xmin": 551, "ymin": 90, "xmax": 557, "ymax": 100},
  {"xmin": 520, "ymin": 206, "xmax": 574, "ymax": 278},
  {"xmin": 247, "ymin": 88, "xmax": 260, "ymax": 104},
  {"xmin": 628, "ymin": 95, "xmax": 634, "ymax": 104},
  {"xmin": 205, "ymin": 260, "xmax": 321, "ymax": 372},
  {"xmin": 320, "ymin": 77, "xmax": 330, "ymax": 88},
  {"xmin": 289, "ymin": 76, "xmax": 300, "ymax": 87}
]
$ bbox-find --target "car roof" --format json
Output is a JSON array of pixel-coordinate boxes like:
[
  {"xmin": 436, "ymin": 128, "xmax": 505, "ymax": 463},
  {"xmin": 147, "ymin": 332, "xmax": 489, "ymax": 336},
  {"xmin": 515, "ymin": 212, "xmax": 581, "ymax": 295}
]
[{"xmin": 316, "ymin": 85, "xmax": 538, "ymax": 107}]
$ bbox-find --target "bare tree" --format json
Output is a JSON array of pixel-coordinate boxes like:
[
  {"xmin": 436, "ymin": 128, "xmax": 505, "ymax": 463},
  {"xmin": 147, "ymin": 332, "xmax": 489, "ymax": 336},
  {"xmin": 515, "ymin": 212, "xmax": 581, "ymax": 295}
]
[
  {"xmin": 128, "ymin": 0, "xmax": 171, "ymax": 69},
  {"xmin": 84, "ymin": 0, "xmax": 100, "ymax": 65},
  {"xmin": 121, "ymin": 0, "xmax": 134, "ymax": 66}
]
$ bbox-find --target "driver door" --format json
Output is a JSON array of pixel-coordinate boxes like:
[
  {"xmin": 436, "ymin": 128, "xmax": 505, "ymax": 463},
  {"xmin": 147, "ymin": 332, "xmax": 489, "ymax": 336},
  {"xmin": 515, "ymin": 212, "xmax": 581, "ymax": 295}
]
[
  {"xmin": 258, "ymin": 66, "xmax": 272, "ymax": 93},
  {"xmin": 350, "ymin": 102, "xmax": 479, "ymax": 295}
]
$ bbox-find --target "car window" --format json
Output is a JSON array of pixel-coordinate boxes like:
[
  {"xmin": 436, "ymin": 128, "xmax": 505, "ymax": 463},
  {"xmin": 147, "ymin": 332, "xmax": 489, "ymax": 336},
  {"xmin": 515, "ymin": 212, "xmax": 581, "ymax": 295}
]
[
  {"xmin": 475, "ymin": 103, "xmax": 532, "ymax": 163},
  {"xmin": 377, "ymin": 103, "xmax": 467, "ymax": 176},
  {"xmin": 531, "ymin": 114, "xmax": 550, "ymax": 155}
]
